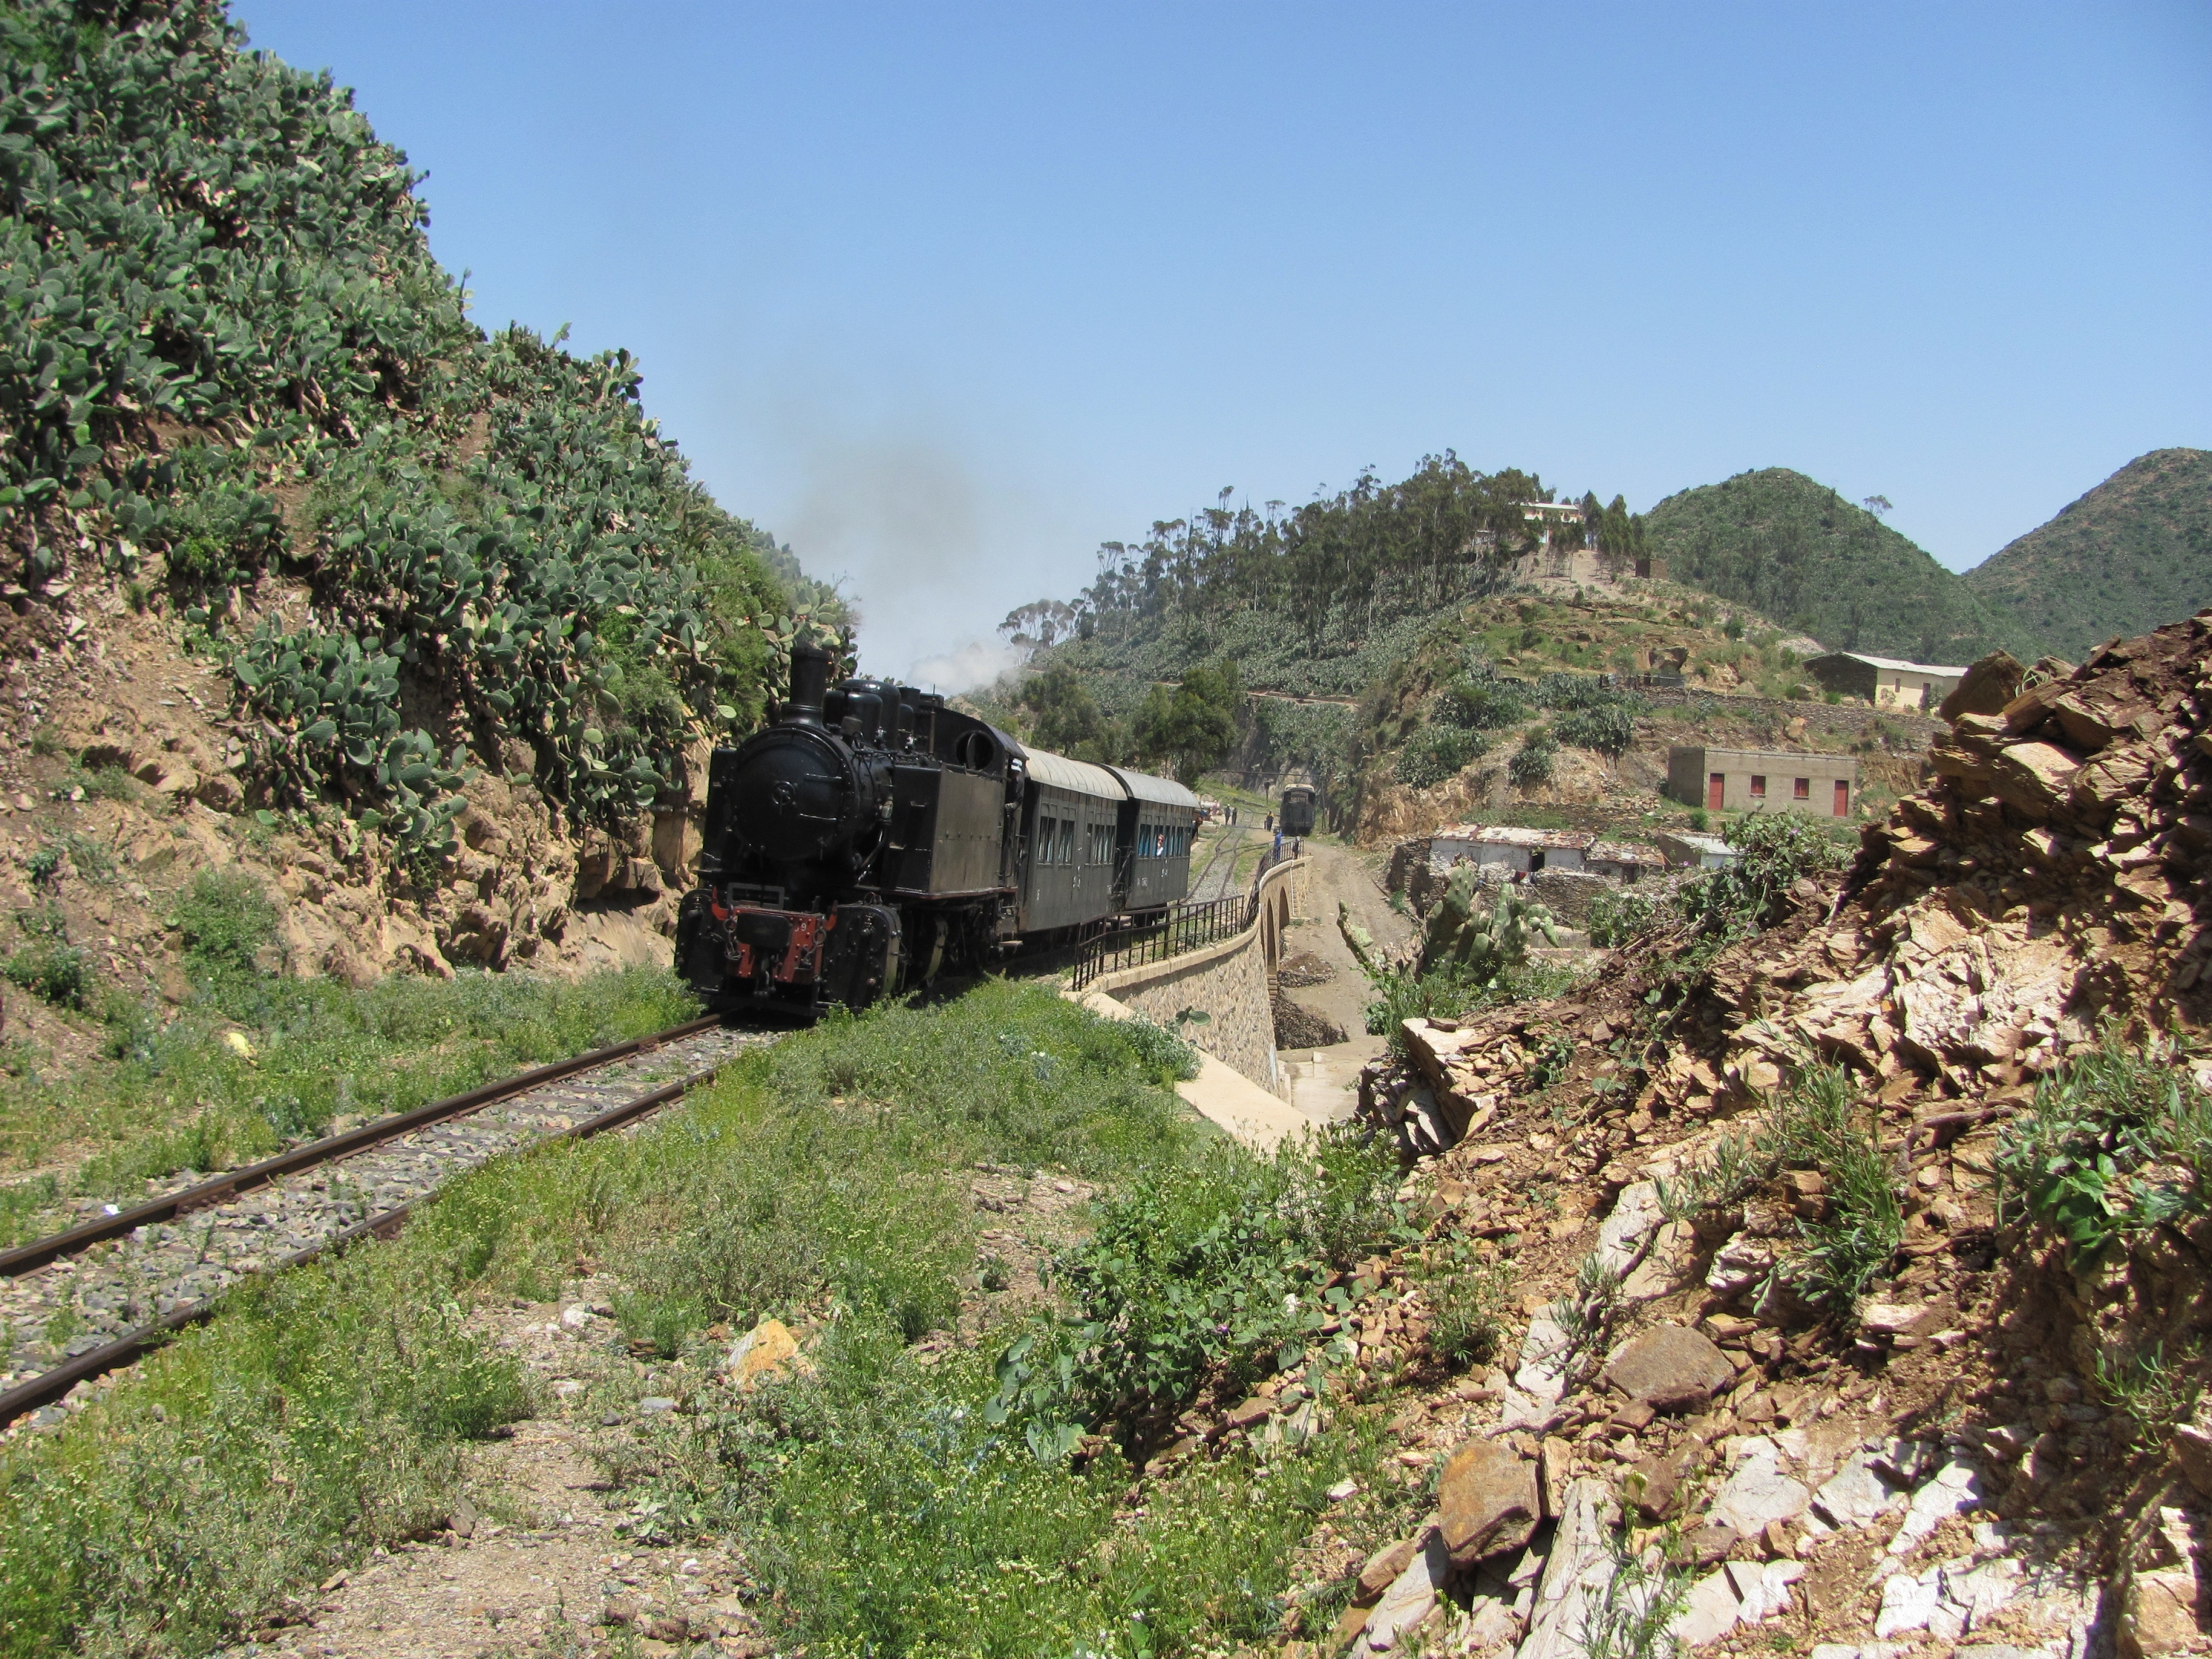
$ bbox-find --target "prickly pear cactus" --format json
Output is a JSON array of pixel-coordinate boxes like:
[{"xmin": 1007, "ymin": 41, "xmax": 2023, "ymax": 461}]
[{"xmin": 1418, "ymin": 873, "xmax": 1561, "ymax": 980}]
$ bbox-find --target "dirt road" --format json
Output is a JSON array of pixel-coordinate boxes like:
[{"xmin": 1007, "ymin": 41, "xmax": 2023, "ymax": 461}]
[{"xmin": 1276, "ymin": 840, "xmax": 1414, "ymax": 1122}]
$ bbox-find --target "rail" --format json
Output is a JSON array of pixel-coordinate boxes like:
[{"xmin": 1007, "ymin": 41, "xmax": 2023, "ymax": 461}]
[
  {"xmin": 1071, "ymin": 842, "xmax": 1296, "ymax": 990},
  {"xmin": 0, "ymin": 1014, "xmax": 752, "ymax": 1430}
]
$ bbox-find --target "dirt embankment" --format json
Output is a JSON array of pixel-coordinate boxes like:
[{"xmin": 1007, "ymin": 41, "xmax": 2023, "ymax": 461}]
[{"xmin": 0, "ymin": 578, "xmax": 696, "ymax": 1057}]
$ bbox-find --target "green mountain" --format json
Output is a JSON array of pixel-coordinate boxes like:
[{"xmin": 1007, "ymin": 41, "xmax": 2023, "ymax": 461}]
[
  {"xmin": 0, "ymin": 0, "xmax": 829, "ymax": 849},
  {"xmin": 1641, "ymin": 469, "xmax": 2034, "ymax": 665},
  {"xmin": 1962, "ymin": 449, "xmax": 2212, "ymax": 660}
]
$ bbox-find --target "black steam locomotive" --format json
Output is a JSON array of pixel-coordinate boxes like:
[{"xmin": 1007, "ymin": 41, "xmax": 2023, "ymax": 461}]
[{"xmin": 675, "ymin": 642, "xmax": 1201, "ymax": 1013}]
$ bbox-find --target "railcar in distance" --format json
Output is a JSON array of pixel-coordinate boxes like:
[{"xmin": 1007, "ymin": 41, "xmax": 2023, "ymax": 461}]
[{"xmin": 1280, "ymin": 783, "xmax": 1318, "ymax": 838}]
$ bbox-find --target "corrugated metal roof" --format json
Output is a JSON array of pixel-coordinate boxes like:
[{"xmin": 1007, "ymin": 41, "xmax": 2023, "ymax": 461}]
[
  {"xmin": 1655, "ymin": 830, "xmax": 1739, "ymax": 855},
  {"xmin": 1433, "ymin": 823, "xmax": 1598, "ymax": 851},
  {"xmin": 1588, "ymin": 840, "xmax": 1663, "ymax": 863},
  {"xmin": 1106, "ymin": 766, "xmax": 1200, "ymax": 810},
  {"xmin": 1025, "ymin": 748, "xmax": 1126, "ymax": 800},
  {"xmin": 1807, "ymin": 650, "xmax": 1969, "ymax": 676}
]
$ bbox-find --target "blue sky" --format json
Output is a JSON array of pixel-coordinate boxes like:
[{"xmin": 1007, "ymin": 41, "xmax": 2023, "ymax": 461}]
[{"xmin": 237, "ymin": 2, "xmax": 2210, "ymax": 685}]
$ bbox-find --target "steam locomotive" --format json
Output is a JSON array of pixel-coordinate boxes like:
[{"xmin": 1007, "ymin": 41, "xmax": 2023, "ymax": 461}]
[{"xmin": 674, "ymin": 642, "xmax": 1201, "ymax": 1013}]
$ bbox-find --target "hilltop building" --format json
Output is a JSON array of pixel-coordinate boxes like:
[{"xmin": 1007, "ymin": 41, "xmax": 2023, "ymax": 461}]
[
  {"xmin": 1666, "ymin": 746, "xmax": 1858, "ymax": 817},
  {"xmin": 1801, "ymin": 651, "xmax": 1967, "ymax": 711}
]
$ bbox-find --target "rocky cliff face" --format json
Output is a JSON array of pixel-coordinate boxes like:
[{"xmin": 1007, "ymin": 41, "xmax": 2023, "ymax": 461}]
[{"xmin": 1331, "ymin": 614, "xmax": 2212, "ymax": 1657}]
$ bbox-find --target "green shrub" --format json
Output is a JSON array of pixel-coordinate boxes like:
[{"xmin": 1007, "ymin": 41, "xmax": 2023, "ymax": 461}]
[
  {"xmin": 162, "ymin": 475, "xmax": 286, "ymax": 586},
  {"xmin": 1586, "ymin": 888, "xmax": 1659, "ymax": 947},
  {"xmin": 1419, "ymin": 1242, "xmax": 1513, "ymax": 1368},
  {"xmin": 1532, "ymin": 672, "xmax": 1618, "ymax": 710},
  {"xmin": 1509, "ymin": 729, "xmax": 1556, "ymax": 786},
  {"xmin": 1676, "ymin": 809, "xmax": 1841, "ymax": 940},
  {"xmin": 170, "ymin": 868, "xmax": 280, "ymax": 982},
  {"xmin": 1395, "ymin": 724, "xmax": 1486, "ymax": 786},
  {"xmin": 1659, "ymin": 1062, "xmax": 1901, "ymax": 1313},
  {"xmin": 1117, "ymin": 1015, "xmax": 1204, "ymax": 1083},
  {"xmin": 1554, "ymin": 699, "xmax": 1636, "ymax": 756},
  {"xmin": 1994, "ymin": 1031, "xmax": 2212, "ymax": 1266},
  {"xmin": 3, "ymin": 941, "xmax": 91, "ymax": 1010},
  {"xmin": 1363, "ymin": 956, "xmax": 1578, "ymax": 1055},
  {"xmin": 989, "ymin": 1124, "xmax": 1406, "ymax": 1438},
  {"xmin": 1432, "ymin": 674, "xmax": 1528, "ymax": 730}
]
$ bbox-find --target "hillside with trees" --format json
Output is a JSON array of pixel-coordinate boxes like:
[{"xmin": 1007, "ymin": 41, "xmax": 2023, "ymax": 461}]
[
  {"xmin": 1641, "ymin": 468, "xmax": 2035, "ymax": 666},
  {"xmin": 0, "ymin": 0, "xmax": 834, "ymax": 862},
  {"xmin": 988, "ymin": 458, "xmax": 1665, "ymax": 778},
  {"xmin": 1962, "ymin": 447, "xmax": 2212, "ymax": 658}
]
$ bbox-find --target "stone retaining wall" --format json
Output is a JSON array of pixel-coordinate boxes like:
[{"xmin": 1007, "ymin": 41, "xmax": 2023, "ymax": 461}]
[{"xmin": 1089, "ymin": 858, "xmax": 1306, "ymax": 1098}]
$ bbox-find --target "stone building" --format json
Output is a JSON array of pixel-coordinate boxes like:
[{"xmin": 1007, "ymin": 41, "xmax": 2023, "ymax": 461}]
[
  {"xmin": 1666, "ymin": 746, "xmax": 1859, "ymax": 816},
  {"xmin": 1428, "ymin": 823, "xmax": 1598, "ymax": 876},
  {"xmin": 1801, "ymin": 651, "xmax": 1967, "ymax": 710},
  {"xmin": 1651, "ymin": 830, "xmax": 1740, "ymax": 869}
]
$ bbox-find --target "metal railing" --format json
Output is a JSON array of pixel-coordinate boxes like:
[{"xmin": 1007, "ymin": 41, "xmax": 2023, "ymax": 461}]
[{"xmin": 1070, "ymin": 843, "xmax": 1294, "ymax": 991}]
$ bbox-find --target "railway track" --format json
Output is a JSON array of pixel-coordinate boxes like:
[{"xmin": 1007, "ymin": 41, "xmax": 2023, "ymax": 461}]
[
  {"xmin": 0, "ymin": 1015, "xmax": 775, "ymax": 1432},
  {"xmin": 1187, "ymin": 822, "xmax": 1248, "ymax": 903}
]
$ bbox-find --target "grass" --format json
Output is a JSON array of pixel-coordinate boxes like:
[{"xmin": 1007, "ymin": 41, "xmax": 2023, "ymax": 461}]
[
  {"xmin": 1416, "ymin": 1240, "xmax": 1514, "ymax": 1369},
  {"xmin": 1658, "ymin": 1061, "xmax": 1902, "ymax": 1315},
  {"xmin": 0, "ymin": 963, "xmax": 704, "ymax": 1240},
  {"xmin": 0, "ymin": 979, "xmax": 1415, "ymax": 1657},
  {"xmin": 2094, "ymin": 1340, "xmax": 2205, "ymax": 1453},
  {"xmin": 1363, "ymin": 957, "xmax": 1581, "ymax": 1056}
]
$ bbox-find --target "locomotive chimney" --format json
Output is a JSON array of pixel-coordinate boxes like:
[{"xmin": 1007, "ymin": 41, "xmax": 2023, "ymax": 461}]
[{"xmin": 786, "ymin": 641, "xmax": 831, "ymax": 727}]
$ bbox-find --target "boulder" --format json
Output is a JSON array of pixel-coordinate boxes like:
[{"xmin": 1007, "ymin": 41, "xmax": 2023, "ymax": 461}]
[
  {"xmin": 1707, "ymin": 1443, "xmax": 1811, "ymax": 1536},
  {"xmin": 1939, "ymin": 652, "xmax": 2025, "ymax": 721},
  {"xmin": 2171, "ymin": 1425, "xmax": 2212, "ymax": 1500},
  {"xmin": 1437, "ymin": 1440, "xmax": 1540, "ymax": 1565},
  {"xmin": 1601, "ymin": 1323, "xmax": 1734, "ymax": 1412},
  {"xmin": 1990, "ymin": 740, "xmax": 2083, "ymax": 820},
  {"xmin": 1354, "ymin": 1538, "xmax": 1416, "ymax": 1602},
  {"xmin": 724, "ymin": 1317, "xmax": 805, "ymax": 1389},
  {"xmin": 1624, "ymin": 1451, "xmax": 1682, "ymax": 1522},
  {"xmin": 1362, "ymin": 1529, "xmax": 1451, "ymax": 1652},
  {"xmin": 2120, "ymin": 1566, "xmax": 2207, "ymax": 1659},
  {"xmin": 1857, "ymin": 1300, "xmax": 1939, "ymax": 1337}
]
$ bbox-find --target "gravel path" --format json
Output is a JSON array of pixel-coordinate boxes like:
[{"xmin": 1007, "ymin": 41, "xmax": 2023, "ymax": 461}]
[{"xmin": 0, "ymin": 1025, "xmax": 774, "ymax": 1420}]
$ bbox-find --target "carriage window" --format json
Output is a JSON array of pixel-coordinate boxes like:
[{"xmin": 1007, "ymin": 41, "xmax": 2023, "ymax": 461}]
[
  {"xmin": 1037, "ymin": 816, "xmax": 1058, "ymax": 864},
  {"xmin": 1056, "ymin": 817, "xmax": 1076, "ymax": 865},
  {"xmin": 1090, "ymin": 822, "xmax": 1112, "ymax": 864}
]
